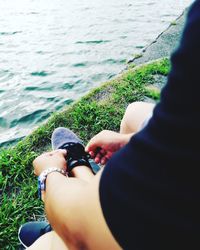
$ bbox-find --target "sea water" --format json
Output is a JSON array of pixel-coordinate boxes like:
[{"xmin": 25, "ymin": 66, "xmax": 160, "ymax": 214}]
[{"xmin": 0, "ymin": 0, "xmax": 193, "ymax": 146}]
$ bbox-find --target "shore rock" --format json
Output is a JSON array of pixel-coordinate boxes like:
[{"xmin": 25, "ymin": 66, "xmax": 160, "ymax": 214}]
[{"xmin": 128, "ymin": 8, "xmax": 188, "ymax": 66}]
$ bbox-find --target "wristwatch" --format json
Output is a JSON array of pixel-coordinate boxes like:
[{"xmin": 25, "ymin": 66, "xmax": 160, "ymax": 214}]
[{"xmin": 38, "ymin": 167, "xmax": 66, "ymax": 199}]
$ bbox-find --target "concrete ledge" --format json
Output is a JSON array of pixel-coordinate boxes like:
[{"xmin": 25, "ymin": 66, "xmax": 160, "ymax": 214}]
[{"xmin": 128, "ymin": 8, "xmax": 189, "ymax": 66}]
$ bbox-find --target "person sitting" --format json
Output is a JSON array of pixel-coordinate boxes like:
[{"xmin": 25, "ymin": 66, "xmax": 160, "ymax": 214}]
[
  {"xmin": 18, "ymin": 100, "xmax": 155, "ymax": 249},
  {"xmin": 18, "ymin": 1, "xmax": 200, "ymax": 249}
]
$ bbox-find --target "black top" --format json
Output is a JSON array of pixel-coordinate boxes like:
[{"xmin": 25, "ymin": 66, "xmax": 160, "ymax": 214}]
[{"xmin": 99, "ymin": 1, "xmax": 200, "ymax": 249}]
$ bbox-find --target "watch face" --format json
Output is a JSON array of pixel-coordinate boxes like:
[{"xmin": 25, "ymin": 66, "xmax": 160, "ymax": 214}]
[
  {"xmin": 38, "ymin": 178, "xmax": 42, "ymax": 199},
  {"xmin": 38, "ymin": 174, "xmax": 45, "ymax": 191},
  {"xmin": 38, "ymin": 174, "xmax": 46, "ymax": 199}
]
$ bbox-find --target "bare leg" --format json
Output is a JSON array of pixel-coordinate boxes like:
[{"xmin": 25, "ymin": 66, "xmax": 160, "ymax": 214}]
[
  {"xmin": 120, "ymin": 101, "xmax": 155, "ymax": 134},
  {"xmin": 27, "ymin": 231, "xmax": 68, "ymax": 250}
]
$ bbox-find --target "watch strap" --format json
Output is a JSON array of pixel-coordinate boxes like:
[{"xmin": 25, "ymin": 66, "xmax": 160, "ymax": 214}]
[{"xmin": 59, "ymin": 142, "xmax": 94, "ymax": 174}]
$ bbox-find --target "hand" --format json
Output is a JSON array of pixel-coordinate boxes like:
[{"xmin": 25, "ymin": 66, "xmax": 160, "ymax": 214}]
[
  {"xmin": 85, "ymin": 130, "xmax": 133, "ymax": 165},
  {"xmin": 33, "ymin": 149, "xmax": 67, "ymax": 176}
]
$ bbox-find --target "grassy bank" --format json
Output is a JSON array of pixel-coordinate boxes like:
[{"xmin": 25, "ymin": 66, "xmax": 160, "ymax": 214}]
[{"xmin": 0, "ymin": 58, "xmax": 170, "ymax": 249}]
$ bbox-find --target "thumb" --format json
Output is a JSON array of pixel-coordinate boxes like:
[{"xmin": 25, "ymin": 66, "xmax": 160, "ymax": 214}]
[
  {"xmin": 85, "ymin": 138, "xmax": 99, "ymax": 152},
  {"xmin": 85, "ymin": 142, "xmax": 92, "ymax": 152},
  {"xmin": 57, "ymin": 149, "xmax": 67, "ymax": 157}
]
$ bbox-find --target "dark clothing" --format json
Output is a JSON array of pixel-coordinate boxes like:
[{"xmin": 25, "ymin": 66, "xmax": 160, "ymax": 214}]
[{"xmin": 99, "ymin": 1, "xmax": 200, "ymax": 249}]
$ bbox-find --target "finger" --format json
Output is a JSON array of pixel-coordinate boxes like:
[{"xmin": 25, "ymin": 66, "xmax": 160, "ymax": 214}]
[
  {"xmin": 95, "ymin": 152, "xmax": 105, "ymax": 161},
  {"xmin": 99, "ymin": 148, "xmax": 106, "ymax": 155},
  {"xmin": 44, "ymin": 151, "xmax": 58, "ymax": 157},
  {"xmin": 57, "ymin": 149, "xmax": 67, "ymax": 157},
  {"xmin": 85, "ymin": 137, "xmax": 100, "ymax": 152},
  {"xmin": 105, "ymin": 151, "xmax": 113, "ymax": 159},
  {"xmin": 32, "ymin": 156, "xmax": 40, "ymax": 166},
  {"xmin": 88, "ymin": 147, "xmax": 102, "ymax": 159},
  {"xmin": 85, "ymin": 140, "xmax": 93, "ymax": 152},
  {"xmin": 85, "ymin": 144, "xmax": 89, "ymax": 152},
  {"xmin": 100, "ymin": 152, "xmax": 112, "ymax": 165},
  {"xmin": 94, "ymin": 156, "xmax": 101, "ymax": 164},
  {"xmin": 101, "ymin": 154, "xmax": 110, "ymax": 164},
  {"xmin": 48, "ymin": 149, "xmax": 67, "ymax": 157},
  {"xmin": 100, "ymin": 157, "xmax": 107, "ymax": 165},
  {"xmin": 89, "ymin": 151, "xmax": 95, "ymax": 158},
  {"xmin": 94, "ymin": 149, "xmax": 107, "ymax": 164}
]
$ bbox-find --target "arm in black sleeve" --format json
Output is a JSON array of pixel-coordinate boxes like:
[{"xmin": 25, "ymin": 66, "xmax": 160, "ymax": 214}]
[{"xmin": 100, "ymin": 1, "xmax": 200, "ymax": 250}]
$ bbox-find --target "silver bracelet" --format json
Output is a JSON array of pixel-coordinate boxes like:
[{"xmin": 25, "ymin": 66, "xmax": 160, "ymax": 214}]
[{"xmin": 38, "ymin": 167, "xmax": 66, "ymax": 199}]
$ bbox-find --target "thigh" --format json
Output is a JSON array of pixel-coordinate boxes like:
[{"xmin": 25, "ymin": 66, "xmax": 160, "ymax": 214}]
[{"xmin": 120, "ymin": 101, "xmax": 155, "ymax": 134}]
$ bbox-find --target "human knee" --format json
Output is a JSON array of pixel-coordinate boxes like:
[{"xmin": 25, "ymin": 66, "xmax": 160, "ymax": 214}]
[
  {"xmin": 126, "ymin": 101, "xmax": 147, "ymax": 114},
  {"xmin": 120, "ymin": 101, "xmax": 155, "ymax": 134},
  {"xmin": 120, "ymin": 102, "xmax": 142, "ymax": 133},
  {"xmin": 123, "ymin": 102, "xmax": 146, "ymax": 123}
]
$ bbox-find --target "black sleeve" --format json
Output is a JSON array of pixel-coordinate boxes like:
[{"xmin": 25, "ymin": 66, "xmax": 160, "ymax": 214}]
[{"xmin": 99, "ymin": 1, "xmax": 200, "ymax": 250}]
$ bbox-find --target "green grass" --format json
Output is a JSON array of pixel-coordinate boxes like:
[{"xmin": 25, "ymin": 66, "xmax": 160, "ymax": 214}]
[
  {"xmin": 132, "ymin": 53, "xmax": 143, "ymax": 60},
  {"xmin": 145, "ymin": 85, "xmax": 161, "ymax": 100},
  {"xmin": 170, "ymin": 21, "xmax": 177, "ymax": 26},
  {"xmin": 0, "ymin": 57, "xmax": 170, "ymax": 249}
]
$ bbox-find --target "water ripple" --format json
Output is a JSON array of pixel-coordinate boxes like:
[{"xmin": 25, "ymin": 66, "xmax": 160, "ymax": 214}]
[
  {"xmin": 76, "ymin": 40, "xmax": 111, "ymax": 45},
  {"xmin": 0, "ymin": 117, "xmax": 8, "ymax": 128},
  {"xmin": 101, "ymin": 59, "xmax": 126, "ymax": 65},
  {"xmin": 30, "ymin": 71, "xmax": 55, "ymax": 77},
  {"xmin": 0, "ymin": 31, "xmax": 22, "ymax": 36},
  {"xmin": 24, "ymin": 86, "xmax": 54, "ymax": 91},
  {"xmin": 0, "ymin": 70, "xmax": 14, "ymax": 83},
  {"xmin": 10, "ymin": 109, "xmax": 47, "ymax": 128},
  {"xmin": 55, "ymin": 99, "xmax": 74, "ymax": 111},
  {"xmin": 0, "ymin": 0, "xmax": 192, "ymax": 147},
  {"xmin": 60, "ymin": 82, "xmax": 74, "ymax": 90}
]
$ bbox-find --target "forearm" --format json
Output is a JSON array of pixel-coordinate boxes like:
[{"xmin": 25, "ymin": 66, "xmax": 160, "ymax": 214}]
[{"xmin": 43, "ymin": 172, "xmax": 89, "ymax": 248}]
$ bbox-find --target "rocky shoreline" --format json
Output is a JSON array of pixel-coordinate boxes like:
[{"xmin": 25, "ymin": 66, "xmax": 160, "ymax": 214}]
[
  {"xmin": 128, "ymin": 7, "xmax": 188, "ymax": 66},
  {"xmin": 121, "ymin": 7, "xmax": 189, "ymax": 102}
]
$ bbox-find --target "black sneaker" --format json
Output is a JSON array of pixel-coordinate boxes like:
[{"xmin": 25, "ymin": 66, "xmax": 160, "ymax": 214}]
[
  {"xmin": 18, "ymin": 221, "xmax": 52, "ymax": 248},
  {"xmin": 51, "ymin": 127, "xmax": 100, "ymax": 174}
]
